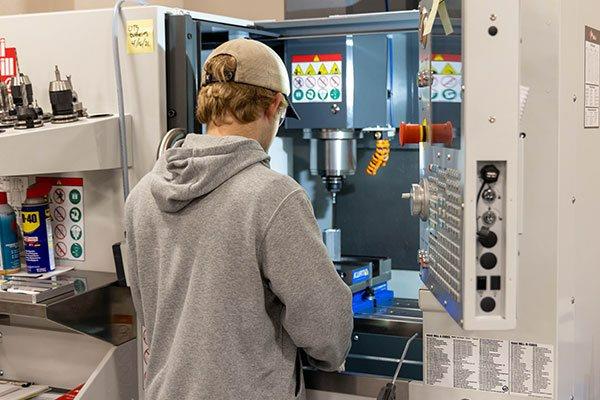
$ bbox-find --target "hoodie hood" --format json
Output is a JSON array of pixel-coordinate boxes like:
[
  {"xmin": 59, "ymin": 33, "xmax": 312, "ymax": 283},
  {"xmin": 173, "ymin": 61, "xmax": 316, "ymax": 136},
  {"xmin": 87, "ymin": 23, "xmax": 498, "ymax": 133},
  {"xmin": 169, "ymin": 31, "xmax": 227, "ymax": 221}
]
[{"xmin": 150, "ymin": 134, "xmax": 270, "ymax": 212}]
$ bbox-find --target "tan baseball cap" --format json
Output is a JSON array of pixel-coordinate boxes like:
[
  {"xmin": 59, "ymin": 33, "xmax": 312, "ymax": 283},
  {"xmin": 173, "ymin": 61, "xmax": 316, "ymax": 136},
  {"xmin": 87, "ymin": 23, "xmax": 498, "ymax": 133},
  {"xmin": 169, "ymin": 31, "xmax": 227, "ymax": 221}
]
[{"xmin": 202, "ymin": 38, "xmax": 300, "ymax": 120}]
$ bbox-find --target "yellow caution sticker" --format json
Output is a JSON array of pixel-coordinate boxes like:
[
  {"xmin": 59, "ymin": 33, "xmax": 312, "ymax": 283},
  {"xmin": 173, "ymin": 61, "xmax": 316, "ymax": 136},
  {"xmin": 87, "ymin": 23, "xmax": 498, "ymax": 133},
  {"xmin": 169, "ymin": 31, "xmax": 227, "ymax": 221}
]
[
  {"xmin": 293, "ymin": 65, "xmax": 304, "ymax": 76},
  {"xmin": 441, "ymin": 63, "xmax": 457, "ymax": 75},
  {"xmin": 306, "ymin": 64, "xmax": 317, "ymax": 75},
  {"xmin": 126, "ymin": 19, "xmax": 155, "ymax": 54},
  {"xmin": 330, "ymin": 63, "xmax": 341, "ymax": 75},
  {"xmin": 318, "ymin": 64, "xmax": 328, "ymax": 75}
]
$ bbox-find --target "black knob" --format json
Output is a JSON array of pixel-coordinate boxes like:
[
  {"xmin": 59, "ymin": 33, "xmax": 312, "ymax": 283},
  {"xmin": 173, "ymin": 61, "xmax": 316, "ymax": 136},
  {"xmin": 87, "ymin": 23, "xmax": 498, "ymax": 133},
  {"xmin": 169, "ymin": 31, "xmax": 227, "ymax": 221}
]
[
  {"xmin": 480, "ymin": 253, "xmax": 498, "ymax": 270},
  {"xmin": 478, "ymin": 231, "xmax": 498, "ymax": 248},
  {"xmin": 480, "ymin": 297, "xmax": 496, "ymax": 313}
]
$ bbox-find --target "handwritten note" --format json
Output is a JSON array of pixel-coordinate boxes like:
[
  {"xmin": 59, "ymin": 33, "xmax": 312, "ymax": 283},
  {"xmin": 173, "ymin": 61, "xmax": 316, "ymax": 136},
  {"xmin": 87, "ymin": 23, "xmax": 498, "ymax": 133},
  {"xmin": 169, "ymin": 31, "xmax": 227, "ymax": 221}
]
[{"xmin": 126, "ymin": 19, "xmax": 154, "ymax": 54}]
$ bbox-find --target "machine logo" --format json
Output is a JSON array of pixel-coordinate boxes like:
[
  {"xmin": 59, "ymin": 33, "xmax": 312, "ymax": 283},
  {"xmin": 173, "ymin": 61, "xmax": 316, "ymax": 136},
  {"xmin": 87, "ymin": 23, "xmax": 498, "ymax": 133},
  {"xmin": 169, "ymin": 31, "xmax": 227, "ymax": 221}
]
[
  {"xmin": 0, "ymin": 38, "xmax": 17, "ymax": 86},
  {"xmin": 352, "ymin": 267, "xmax": 370, "ymax": 284}
]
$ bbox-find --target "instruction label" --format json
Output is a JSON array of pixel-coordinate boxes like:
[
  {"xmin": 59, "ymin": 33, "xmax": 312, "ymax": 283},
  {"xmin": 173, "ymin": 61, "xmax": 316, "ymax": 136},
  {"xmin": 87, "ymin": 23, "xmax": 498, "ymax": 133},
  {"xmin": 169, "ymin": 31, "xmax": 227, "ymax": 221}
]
[
  {"xmin": 431, "ymin": 54, "xmax": 462, "ymax": 103},
  {"xmin": 36, "ymin": 177, "xmax": 85, "ymax": 261},
  {"xmin": 426, "ymin": 334, "xmax": 552, "ymax": 398},
  {"xmin": 291, "ymin": 54, "xmax": 343, "ymax": 103},
  {"xmin": 585, "ymin": 26, "xmax": 600, "ymax": 128},
  {"xmin": 126, "ymin": 19, "xmax": 155, "ymax": 54}
]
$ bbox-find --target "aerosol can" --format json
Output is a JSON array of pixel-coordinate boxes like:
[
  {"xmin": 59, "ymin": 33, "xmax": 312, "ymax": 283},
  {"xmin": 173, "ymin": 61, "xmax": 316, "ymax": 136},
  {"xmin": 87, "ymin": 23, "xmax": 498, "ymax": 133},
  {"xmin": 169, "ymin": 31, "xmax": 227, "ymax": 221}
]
[
  {"xmin": 0, "ymin": 192, "xmax": 20, "ymax": 274},
  {"xmin": 22, "ymin": 183, "xmax": 55, "ymax": 273}
]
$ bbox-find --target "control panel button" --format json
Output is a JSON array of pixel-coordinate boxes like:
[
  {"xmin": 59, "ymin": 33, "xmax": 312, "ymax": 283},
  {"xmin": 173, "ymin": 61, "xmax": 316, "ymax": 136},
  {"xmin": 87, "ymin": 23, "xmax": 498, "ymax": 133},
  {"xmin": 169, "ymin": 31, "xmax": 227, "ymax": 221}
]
[
  {"xmin": 491, "ymin": 276, "xmax": 501, "ymax": 290},
  {"xmin": 477, "ymin": 276, "xmax": 487, "ymax": 291},
  {"xmin": 482, "ymin": 211, "xmax": 497, "ymax": 226},
  {"xmin": 478, "ymin": 230, "xmax": 498, "ymax": 248},
  {"xmin": 480, "ymin": 252, "xmax": 498, "ymax": 270},
  {"xmin": 482, "ymin": 188, "xmax": 496, "ymax": 202},
  {"xmin": 480, "ymin": 297, "xmax": 496, "ymax": 313}
]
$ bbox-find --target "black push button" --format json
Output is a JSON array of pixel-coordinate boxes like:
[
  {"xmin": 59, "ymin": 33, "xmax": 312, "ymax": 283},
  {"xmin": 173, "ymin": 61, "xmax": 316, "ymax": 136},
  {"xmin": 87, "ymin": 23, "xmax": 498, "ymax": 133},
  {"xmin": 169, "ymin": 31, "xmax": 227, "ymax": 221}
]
[
  {"xmin": 478, "ymin": 230, "xmax": 498, "ymax": 248},
  {"xmin": 480, "ymin": 252, "xmax": 498, "ymax": 270},
  {"xmin": 477, "ymin": 276, "xmax": 487, "ymax": 291},
  {"xmin": 480, "ymin": 297, "xmax": 496, "ymax": 313},
  {"xmin": 491, "ymin": 276, "xmax": 501, "ymax": 290}
]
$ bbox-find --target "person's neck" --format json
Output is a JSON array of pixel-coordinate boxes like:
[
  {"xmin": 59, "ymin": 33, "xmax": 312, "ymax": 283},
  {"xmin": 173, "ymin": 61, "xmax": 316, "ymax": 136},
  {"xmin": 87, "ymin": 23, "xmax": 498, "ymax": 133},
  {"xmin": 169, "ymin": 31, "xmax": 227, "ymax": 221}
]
[{"xmin": 206, "ymin": 120, "xmax": 262, "ymax": 143}]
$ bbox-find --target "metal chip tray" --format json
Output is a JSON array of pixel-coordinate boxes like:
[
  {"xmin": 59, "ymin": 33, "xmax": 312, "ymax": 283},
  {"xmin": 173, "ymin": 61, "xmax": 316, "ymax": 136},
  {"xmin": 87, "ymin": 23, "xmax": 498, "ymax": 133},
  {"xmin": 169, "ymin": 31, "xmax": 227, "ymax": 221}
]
[{"xmin": 0, "ymin": 277, "xmax": 74, "ymax": 303}]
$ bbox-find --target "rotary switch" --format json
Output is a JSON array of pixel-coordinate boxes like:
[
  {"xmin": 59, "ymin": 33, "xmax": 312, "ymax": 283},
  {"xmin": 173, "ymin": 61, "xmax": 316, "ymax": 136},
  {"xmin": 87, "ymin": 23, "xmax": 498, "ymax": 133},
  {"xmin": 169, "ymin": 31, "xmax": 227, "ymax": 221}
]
[{"xmin": 402, "ymin": 179, "xmax": 430, "ymax": 221}]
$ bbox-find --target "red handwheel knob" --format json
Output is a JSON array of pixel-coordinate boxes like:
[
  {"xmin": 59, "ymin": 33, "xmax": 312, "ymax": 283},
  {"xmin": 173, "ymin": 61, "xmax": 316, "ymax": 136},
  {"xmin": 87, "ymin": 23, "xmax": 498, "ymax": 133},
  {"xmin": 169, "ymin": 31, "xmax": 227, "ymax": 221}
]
[{"xmin": 431, "ymin": 121, "xmax": 454, "ymax": 146}]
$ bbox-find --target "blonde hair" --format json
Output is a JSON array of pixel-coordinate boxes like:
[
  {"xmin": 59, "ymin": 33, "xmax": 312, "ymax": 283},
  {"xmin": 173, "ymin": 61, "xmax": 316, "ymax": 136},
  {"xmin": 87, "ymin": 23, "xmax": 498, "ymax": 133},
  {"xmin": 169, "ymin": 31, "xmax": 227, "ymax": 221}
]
[{"xmin": 196, "ymin": 54, "xmax": 288, "ymax": 126}]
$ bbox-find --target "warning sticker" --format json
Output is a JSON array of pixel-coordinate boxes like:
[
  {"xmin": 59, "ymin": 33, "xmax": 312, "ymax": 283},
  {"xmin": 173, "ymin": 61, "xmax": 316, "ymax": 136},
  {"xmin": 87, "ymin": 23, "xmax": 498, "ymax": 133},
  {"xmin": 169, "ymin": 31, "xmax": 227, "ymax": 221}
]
[
  {"xmin": 425, "ymin": 334, "xmax": 552, "ymax": 398},
  {"xmin": 585, "ymin": 26, "xmax": 600, "ymax": 128},
  {"xmin": 37, "ymin": 177, "xmax": 85, "ymax": 262},
  {"xmin": 0, "ymin": 38, "xmax": 18, "ymax": 87},
  {"xmin": 291, "ymin": 54, "xmax": 343, "ymax": 103},
  {"xmin": 431, "ymin": 54, "xmax": 462, "ymax": 104}
]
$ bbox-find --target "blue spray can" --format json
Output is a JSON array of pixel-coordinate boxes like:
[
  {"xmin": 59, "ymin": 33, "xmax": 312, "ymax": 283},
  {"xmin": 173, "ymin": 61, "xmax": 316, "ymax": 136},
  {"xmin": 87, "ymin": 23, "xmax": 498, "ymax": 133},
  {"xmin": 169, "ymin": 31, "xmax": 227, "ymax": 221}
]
[
  {"xmin": 22, "ymin": 184, "xmax": 55, "ymax": 273},
  {"xmin": 0, "ymin": 192, "xmax": 20, "ymax": 274}
]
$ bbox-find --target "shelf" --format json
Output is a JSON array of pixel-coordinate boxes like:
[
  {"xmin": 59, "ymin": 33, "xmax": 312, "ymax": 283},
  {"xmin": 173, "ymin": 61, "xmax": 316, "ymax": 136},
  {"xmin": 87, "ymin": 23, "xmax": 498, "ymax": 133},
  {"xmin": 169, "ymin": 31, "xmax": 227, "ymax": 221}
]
[
  {"xmin": 0, "ymin": 115, "xmax": 132, "ymax": 176},
  {"xmin": 0, "ymin": 270, "xmax": 136, "ymax": 346}
]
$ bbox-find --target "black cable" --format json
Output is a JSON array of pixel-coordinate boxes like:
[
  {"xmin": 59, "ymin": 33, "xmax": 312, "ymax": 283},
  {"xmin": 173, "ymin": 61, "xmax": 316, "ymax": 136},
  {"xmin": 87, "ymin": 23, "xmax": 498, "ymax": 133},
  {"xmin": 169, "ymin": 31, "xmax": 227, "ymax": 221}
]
[{"xmin": 476, "ymin": 181, "xmax": 486, "ymax": 205}]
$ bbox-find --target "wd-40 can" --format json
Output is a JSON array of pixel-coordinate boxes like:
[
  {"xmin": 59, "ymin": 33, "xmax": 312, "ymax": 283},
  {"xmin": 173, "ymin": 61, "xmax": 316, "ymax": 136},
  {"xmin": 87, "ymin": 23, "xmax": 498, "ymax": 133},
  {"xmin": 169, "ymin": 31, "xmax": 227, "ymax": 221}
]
[
  {"xmin": 22, "ymin": 184, "xmax": 55, "ymax": 273},
  {"xmin": 0, "ymin": 192, "xmax": 20, "ymax": 274}
]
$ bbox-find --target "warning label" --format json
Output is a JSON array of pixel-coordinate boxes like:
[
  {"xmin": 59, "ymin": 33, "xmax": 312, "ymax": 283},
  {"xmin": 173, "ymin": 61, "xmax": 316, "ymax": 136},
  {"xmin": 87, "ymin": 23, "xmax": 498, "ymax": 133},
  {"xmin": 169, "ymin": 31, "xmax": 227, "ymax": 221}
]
[
  {"xmin": 37, "ymin": 177, "xmax": 85, "ymax": 262},
  {"xmin": 426, "ymin": 334, "xmax": 552, "ymax": 398},
  {"xmin": 0, "ymin": 38, "xmax": 18, "ymax": 87},
  {"xmin": 291, "ymin": 53, "xmax": 342, "ymax": 104},
  {"xmin": 585, "ymin": 26, "xmax": 600, "ymax": 128},
  {"xmin": 431, "ymin": 54, "xmax": 462, "ymax": 104}
]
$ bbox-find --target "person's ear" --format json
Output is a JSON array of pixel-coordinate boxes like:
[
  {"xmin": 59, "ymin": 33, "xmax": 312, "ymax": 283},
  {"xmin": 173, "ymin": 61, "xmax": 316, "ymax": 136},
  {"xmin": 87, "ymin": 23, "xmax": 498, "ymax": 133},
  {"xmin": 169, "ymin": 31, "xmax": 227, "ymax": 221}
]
[{"xmin": 266, "ymin": 93, "xmax": 284, "ymax": 120}]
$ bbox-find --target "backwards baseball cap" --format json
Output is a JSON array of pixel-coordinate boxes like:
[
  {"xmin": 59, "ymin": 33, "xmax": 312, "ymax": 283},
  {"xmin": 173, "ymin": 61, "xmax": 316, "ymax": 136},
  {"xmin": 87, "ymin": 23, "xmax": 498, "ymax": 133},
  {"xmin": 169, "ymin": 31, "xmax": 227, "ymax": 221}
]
[{"xmin": 202, "ymin": 38, "xmax": 300, "ymax": 120}]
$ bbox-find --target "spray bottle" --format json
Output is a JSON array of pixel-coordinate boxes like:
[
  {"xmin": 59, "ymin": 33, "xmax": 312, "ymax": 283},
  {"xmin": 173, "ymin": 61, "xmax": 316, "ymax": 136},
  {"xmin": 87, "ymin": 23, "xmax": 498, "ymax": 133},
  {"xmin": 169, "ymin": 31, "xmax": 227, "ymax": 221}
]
[
  {"xmin": 0, "ymin": 192, "xmax": 20, "ymax": 274},
  {"xmin": 22, "ymin": 183, "xmax": 55, "ymax": 273}
]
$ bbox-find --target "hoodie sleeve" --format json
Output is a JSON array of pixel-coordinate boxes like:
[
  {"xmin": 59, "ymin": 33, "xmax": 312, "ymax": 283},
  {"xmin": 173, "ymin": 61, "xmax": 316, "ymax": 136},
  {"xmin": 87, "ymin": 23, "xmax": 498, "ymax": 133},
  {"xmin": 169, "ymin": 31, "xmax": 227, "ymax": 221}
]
[
  {"xmin": 124, "ymin": 200, "xmax": 145, "ymax": 328},
  {"xmin": 259, "ymin": 189, "xmax": 354, "ymax": 371}
]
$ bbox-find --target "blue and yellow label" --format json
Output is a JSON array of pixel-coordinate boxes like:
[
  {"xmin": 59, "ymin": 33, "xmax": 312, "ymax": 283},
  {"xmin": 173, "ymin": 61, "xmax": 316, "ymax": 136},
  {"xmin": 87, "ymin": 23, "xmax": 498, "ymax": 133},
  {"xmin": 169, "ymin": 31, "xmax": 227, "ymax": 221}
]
[
  {"xmin": 22, "ymin": 211, "xmax": 41, "ymax": 234},
  {"xmin": 352, "ymin": 267, "xmax": 370, "ymax": 284}
]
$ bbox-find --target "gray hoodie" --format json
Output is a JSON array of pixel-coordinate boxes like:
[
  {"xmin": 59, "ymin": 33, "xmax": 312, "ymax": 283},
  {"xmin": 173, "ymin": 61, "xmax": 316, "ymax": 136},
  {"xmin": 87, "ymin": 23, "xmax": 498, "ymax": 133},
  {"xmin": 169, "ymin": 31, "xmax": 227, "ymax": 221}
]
[{"xmin": 124, "ymin": 134, "xmax": 353, "ymax": 400}]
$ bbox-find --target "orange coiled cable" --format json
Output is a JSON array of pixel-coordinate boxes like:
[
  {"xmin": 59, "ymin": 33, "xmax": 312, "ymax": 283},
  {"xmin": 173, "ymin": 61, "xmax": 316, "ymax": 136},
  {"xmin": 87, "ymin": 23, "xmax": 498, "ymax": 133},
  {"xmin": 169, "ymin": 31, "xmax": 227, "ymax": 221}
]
[{"xmin": 366, "ymin": 139, "xmax": 391, "ymax": 176}]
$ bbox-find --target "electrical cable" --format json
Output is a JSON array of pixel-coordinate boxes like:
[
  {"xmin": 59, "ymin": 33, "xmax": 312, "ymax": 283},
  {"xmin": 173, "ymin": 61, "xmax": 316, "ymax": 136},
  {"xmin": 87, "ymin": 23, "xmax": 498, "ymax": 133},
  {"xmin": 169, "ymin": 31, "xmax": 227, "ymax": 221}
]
[
  {"xmin": 391, "ymin": 332, "xmax": 419, "ymax": 385},
  {"xmin": 112, "ymin": 0, "xmax": 148, "ymax": 201},
  {"xmin": 476, "ymin": 181, "xmax": 486, "ymax": 206}
]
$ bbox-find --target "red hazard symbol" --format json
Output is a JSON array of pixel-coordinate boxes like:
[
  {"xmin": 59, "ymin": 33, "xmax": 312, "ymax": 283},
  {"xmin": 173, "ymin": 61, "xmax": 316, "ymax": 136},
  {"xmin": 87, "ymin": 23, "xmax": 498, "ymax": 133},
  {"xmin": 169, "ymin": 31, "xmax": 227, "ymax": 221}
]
[
  {"xmin": 0, "ymin": 38, "xmax": 18, "ymax": 87},
  {"xmin": 318, "ymin": 76, "xmax": 329, "ymax": 88},
  {"xmin": 54, "ymin": 224, "xmax": 67, "ymax": 240},
  {"xmin": 55, "ymin": 242, "xmax": 68, "ymax": 258},
  {"xmin": 54, "ymin": 206, "xmax": 66, "ymax": 223},
  {"xmin": 53, "ymin": 188, "xmax": 66, "ymax": 204}
]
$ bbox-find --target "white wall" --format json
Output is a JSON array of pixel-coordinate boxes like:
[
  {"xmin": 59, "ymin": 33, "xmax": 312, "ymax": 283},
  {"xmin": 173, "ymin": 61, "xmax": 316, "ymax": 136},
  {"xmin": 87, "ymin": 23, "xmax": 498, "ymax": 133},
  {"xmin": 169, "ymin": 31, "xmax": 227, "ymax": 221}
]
[{"xmin": 0, "ymin": 0, "xmax": 284, "ymax": 20}]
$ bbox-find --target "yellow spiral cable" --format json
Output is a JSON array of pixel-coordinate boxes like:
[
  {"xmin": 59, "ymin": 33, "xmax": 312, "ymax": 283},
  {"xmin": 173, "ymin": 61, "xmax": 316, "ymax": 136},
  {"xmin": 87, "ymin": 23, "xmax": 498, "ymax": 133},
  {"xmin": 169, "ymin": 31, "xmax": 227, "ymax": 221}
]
[{"xmin": 366, "ymin": 139, "xmax": 391, "ymax": 176}]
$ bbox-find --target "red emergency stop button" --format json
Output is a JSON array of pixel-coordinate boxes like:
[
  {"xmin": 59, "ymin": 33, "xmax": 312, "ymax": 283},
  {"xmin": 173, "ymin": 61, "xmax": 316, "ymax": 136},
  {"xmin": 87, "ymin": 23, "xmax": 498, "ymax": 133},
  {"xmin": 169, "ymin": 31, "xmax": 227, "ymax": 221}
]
[{"xmin": 399, "ymin": 123, "xmax": 424, "ymax": 146}]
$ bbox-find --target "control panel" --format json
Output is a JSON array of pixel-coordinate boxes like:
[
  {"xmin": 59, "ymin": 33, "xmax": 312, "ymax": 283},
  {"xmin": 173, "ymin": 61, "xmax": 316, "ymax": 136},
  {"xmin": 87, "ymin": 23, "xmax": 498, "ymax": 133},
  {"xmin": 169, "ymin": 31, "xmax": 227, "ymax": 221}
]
[
  {"xmin": 475, "ymin": 162, "xmax": 507, "ymax": 317},
  {"xmin": 405, "ymin": 0, "xmax": 520, "ymax": 330}
]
